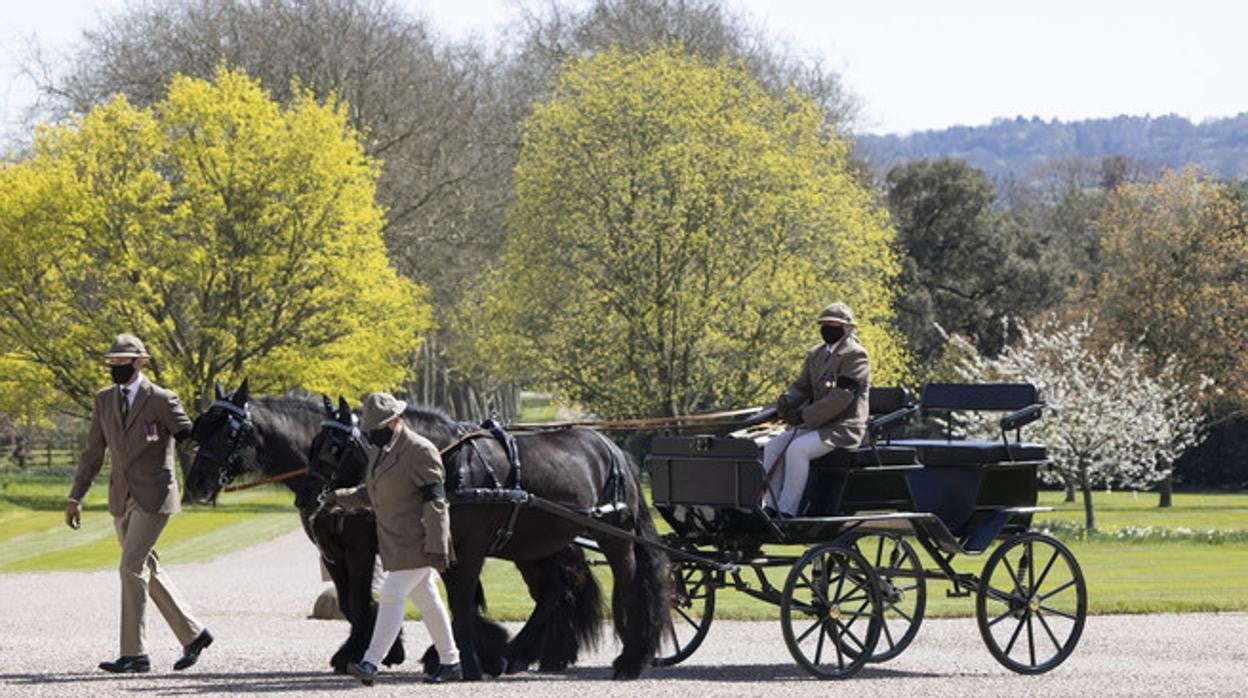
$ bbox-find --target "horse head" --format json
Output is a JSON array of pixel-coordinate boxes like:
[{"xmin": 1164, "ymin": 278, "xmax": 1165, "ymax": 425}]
[
  {"xmin": 307, "ymin": 395, "xmax": 371, "ymax": 501},
  {"xmin": 184, "ymin": 379, "xmax": 255, "ymax": 504}
]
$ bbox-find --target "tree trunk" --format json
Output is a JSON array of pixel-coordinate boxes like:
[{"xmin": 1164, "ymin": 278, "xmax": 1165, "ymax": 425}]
[
  {"xmin": 1078, "ymin": 460, "xmax": 1096, "ymax": 531},
  {"xmin": 1158, "ymin": 472, "xmax": 1173, "ymax": 508},
  {"xmin": 1064, "ymin": 478, "xmax": 1076, "ymax": 503}
]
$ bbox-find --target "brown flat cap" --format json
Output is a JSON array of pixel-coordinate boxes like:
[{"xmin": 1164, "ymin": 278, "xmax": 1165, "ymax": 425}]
[
  {"xmin": 360, "ymin": 392, "xmax": 407, "ymax": 431},
  {"xmin": 815, "ymin": 302, "xmax": 856, "ymax": 326},
  {"xmin": 103, "ymin": 333, "xmax": 150, "ymax": 358}
]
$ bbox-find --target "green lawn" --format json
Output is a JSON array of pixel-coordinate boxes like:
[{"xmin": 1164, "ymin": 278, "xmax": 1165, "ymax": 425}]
[
  {"xmin": 1036, "ymin": 489, "xmax": 1248, "ymax": 531},
  {"xmin": 3, "ymin": 469, "xmax": 1245, "ymax": 621},
  {"xmin": 0, "ymin": 470, "xmax": 298, "ymax": 573}
]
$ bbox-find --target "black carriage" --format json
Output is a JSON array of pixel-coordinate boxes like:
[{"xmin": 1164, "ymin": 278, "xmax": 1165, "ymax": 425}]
[{"xmin": 644, "ymin": 383, "xmax": 1088, "ymax": 679}]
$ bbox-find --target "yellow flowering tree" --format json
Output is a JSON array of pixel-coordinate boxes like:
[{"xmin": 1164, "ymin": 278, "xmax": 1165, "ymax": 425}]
[
  {"xmin": 470, "ymin": 47, "xmax": 907, "ymax": 418},
  {"xmin": 0, "ymin": 66, "xmax": 429, "ymax": 414}
]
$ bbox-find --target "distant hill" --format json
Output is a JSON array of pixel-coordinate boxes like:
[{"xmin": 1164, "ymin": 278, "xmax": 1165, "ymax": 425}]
[{"xmin": 856, "ymin": 113, "xmax": 1248, "ymax": 181}]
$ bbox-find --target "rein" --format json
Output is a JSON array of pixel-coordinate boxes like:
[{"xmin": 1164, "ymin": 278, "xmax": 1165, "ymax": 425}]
[
  {"xmin": 508, "ymin": 406, "xmax": 764, "ymax": 432},
  {"xmin": 216, "ymin": 408, "xmax": 765, "ymax": 496},
  {"xmin": 222, "ymin": 430, "xmax": 492, "ymax": 495},
  {"xmin": 222, "ymin": 467, "xmax": 310, "ymax": 492}
]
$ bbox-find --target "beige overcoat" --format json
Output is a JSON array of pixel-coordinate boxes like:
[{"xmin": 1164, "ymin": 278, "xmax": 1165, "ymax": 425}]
[
  {"xmin": 69, "ymin": 378, "xmax": 193, "ymax": 515},
  {"xmin": 335, "ymin": 425, "xmax": 453, "ymax": 571}
]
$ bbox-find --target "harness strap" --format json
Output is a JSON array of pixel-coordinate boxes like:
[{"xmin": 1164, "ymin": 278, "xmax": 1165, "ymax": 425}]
[
  {"xmin": 482, "ymin": 417, "xmax": 522, "ymax": 489},
  {"xmin": 222, "ymin": 467, "xmax": 308, "ymax": 492}
]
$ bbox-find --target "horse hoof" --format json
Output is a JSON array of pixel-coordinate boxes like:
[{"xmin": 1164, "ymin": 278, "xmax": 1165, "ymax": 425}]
[
  {"xmin": 611, "ymin": 659, "xmax": 643, "ymax": 680},
  {"xmin": 504, "ymin": 657, "xmax": 530, "ymax": 675}
]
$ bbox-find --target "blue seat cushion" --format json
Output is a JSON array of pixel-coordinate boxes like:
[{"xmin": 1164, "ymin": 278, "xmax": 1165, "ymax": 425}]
[{"xmin": 891, "ymin": 439, "xmax": 1047, "ymax": 466}]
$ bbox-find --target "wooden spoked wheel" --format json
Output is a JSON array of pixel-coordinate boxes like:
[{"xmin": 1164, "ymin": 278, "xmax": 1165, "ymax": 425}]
[
  {"xmin": 780, "ymin": 542, "xmax": 883, "ymax": 679},
  {"xmin": 654, "ymin": 557, "xmax": 716, "ymax": 666},
  {"xmin": 975, "ymin": 532, "xmax": 1087, "ymax": 674}
]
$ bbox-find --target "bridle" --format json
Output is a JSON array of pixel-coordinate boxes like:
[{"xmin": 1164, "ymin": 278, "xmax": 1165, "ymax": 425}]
[
  {"xmin": 308, "ymin": 415, "xmax": 362, "ymax": 511},
  {"xmin": 196, "ymin": 400, "xmax": 255, "ymax": 490}
]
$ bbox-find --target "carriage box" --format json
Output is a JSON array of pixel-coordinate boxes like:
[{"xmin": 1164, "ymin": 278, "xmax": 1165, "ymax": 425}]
[{"xmin": 647, "ymin": 435, "xmax": 763, "ymax": 509}]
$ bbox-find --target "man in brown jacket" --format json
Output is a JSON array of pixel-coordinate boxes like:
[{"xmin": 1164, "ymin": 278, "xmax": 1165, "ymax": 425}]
[
  {"xmin": 328, "ymin": 392, "xmax": 460, "ymax": 685},
  {"xmin": 763, "ymin": 302, "xmax": 871, "ymax": 516},
  {"xmin": 65, "ymin": 334, "xmax": 213, "ymax": 673}
]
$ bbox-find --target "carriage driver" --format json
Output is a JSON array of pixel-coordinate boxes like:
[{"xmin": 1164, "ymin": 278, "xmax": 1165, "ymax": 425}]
[
  {"xmin": 325, "ymin": 392, "xmax": 462, "ymax": 685},
  {"xmin": 65, "ymin": 333, "xmax": 214, "ymax": 673},
  {"xmin": 763, "ymin": 302, "xmax": 871, "ymax": 517}
]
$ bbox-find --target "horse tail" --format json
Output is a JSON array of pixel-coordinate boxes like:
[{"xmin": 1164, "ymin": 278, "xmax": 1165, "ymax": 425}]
[{"xmin": 625, "ymin": 452, "xmax": 671, "ymax": 668}]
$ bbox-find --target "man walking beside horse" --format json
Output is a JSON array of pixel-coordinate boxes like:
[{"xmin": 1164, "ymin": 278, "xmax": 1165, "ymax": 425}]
[
  {"xmin": 325, "ymin": 391, "xmax": 462, "ymax": 685},
  {"xmin": 65, "ymin": 333, "xmax": 214, "ymax": 673}
]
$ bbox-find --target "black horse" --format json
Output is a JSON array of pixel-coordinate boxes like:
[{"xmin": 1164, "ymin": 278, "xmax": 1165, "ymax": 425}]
[
  {"xmin": 313, "ymin": 398, "xmax": 605, "ymax": 677},
  {"xmin": 181, "ymin": 380, "xmax": 403, "ymax": 673},
  {"xmin": 320, "ymin": 398, "xmax": 670, "ymax": 680},
  {"xmin": 182, "ymin": 381, "xmax": 608, "ymax": 677}
]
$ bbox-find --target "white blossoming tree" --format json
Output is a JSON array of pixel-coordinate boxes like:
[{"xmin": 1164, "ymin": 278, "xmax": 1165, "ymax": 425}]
[{"xmin": 948, "ymin": 315, "xmax": 1210, "ymax": 530}]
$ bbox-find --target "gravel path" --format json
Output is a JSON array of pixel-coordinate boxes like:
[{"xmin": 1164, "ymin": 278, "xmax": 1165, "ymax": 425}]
[{"xmin": 1, "ymin": 528, "xmax": 1245, "ymax": 696}]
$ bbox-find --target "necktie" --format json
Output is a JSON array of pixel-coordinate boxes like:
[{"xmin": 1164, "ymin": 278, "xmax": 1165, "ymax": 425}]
[{"xmin": 120, "ymin": 387, "xmax": 130, "ymax": 423}]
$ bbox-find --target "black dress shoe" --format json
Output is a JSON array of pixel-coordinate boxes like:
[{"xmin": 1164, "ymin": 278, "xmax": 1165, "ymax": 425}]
[
  {"xmin": 173, "ymin": 629, "xmax": 213, "ymax": 671},
  {"xmin": 99, "ymin": 655, "xmax": 151, "ymax": 673},
  {"xmin": 424, "ymin": 662, "xmax": 463, "ymax": 684},
  {"xmin": 347, "ymin": 660, "xmax": 378, "ymax": 686}
]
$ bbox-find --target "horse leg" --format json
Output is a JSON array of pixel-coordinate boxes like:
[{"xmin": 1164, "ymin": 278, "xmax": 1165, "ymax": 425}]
[
  {"xmin": 599, "ymin": 522, "xmax": 667, "ymax": 680},
  {"xmin": 506, "ymin": 548, "xmax": 604, "ymax": 674},
  {"xmin": 599, "ymin": 537, "xmax": 645, "ymax": 679},
  {"xmin": 443, "ymin": 553, "xmax": 489, "ymax": 681},
  {"xmin": 342, "ymin": 534, "xmax": 382, "ymax": 667},
  {"xmin": 503, "ymin": 560, "xmax": 550, "ymax": 674},
  {"xmin": 539, "ymin": 545, "xmax": 603, "ymax": 671},
  {"xmin": 323, "ymin": 555, "xmax": 355, "ymax": 674}
]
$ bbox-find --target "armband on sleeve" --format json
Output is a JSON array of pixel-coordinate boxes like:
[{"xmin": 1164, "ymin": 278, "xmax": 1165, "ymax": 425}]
[
  {"xmin": 834, "ymin": 376, "xmax": 861, "ymax": 395},
  {"xmin": 420, "ymin": 482, "xmax": 446, "ymax": 503}
]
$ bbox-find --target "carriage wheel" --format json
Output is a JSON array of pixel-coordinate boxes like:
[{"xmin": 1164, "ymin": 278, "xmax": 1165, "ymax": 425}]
[
  {"xmin": 654, "ymin": 558, "xmax": 716, "ymax": 666},
  {"xmin": 843, "ymin": 532, "xmax": 926, "ymax": 663},
  {"xmin": 975, "ymin": 532, "xmax": 1087, "ymax": 674},
  {"xmin": 781, "ymin": 542, "xmax": 882, "ymax": 679}
]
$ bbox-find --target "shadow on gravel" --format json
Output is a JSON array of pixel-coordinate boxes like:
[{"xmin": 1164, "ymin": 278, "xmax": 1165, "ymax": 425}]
[
  {"xmin": 0, "ymin": 671, "xmax": 391, "ymax": 693},
  {"xmin": 500, "ymin": 663, "xmax": 944, "ymax": 682},
  {"xmin": 2, "ymin": 663, "xmax": 944, "ymax": 690}
]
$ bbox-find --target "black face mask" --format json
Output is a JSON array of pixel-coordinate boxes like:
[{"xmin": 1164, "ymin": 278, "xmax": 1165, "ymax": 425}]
[
  {"xmin": 110, "ymin": 362, "xmax": 136, "ymax": 385},
  {"xmin": 820, "ymin": 325, "xmax": 845, "ymax": 345},
  {"xmin": 365, "ymin": 426, "xmax": 392, "ymax": 448}
]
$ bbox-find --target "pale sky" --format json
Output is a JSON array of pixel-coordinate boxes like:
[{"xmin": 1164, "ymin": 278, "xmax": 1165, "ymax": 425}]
[{"xmin": 2, "ymin": 0, "xmax": 1244, "ymax": 140}]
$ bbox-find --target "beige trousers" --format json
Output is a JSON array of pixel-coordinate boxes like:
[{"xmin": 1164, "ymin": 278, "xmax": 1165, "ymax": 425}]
[{"xmin": 114, "ymin": 498, "xmax": 202, "ymax": 656}]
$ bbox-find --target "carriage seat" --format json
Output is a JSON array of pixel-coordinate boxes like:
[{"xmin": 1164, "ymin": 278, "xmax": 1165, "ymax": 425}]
[
  {"xmin": 811, "ymin": 444, "xmax": 919, "ymax": 468},
  {"xmin": 881, "ymin": 382, "xmax": 1048, "ymax": 465},
  {"xmin": 891, "ymin": 439, "xmax": 1046, "ymax": 466},
  {"xmin": 811, "ymin": 386, "xmax": 920, "ymax": 468}
]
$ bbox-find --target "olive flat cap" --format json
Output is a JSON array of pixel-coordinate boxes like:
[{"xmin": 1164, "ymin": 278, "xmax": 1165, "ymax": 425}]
[
  {"xmin": 104, "ymin": 333, "xmax": 150, "ymax": 358},
  {"xmin": 815, "ymin": 301, "xmax": 856, "ymax": 326},
  {"xmin": 360, "ymin": 392, "xmax": 407, "ymax": 431}
]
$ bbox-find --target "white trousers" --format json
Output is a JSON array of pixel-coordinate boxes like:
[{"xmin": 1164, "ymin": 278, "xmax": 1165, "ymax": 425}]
[
  {"xmin": 761, "ymin": 429, "xmax": 835, "ymax": 515},
  {"xmin": 363, "ymin": 567, "xmax": 460, "ymax": 667}
]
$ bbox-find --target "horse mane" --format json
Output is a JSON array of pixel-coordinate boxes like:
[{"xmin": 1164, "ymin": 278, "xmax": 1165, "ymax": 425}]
[
  {"xmin": 251, "ymin": 393, "xmax": 324, "ymax": 415},
  {"xmin": 244, "ymin": 393, "xmax": 324, "ymax": 478},
  {"xmin": 400, "ymin": 402, "xmax": 462, "ymax": 446}
]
